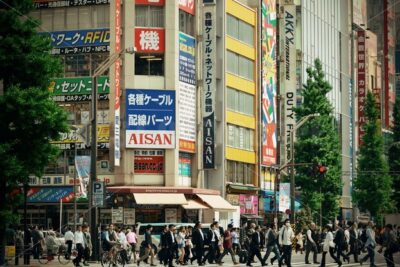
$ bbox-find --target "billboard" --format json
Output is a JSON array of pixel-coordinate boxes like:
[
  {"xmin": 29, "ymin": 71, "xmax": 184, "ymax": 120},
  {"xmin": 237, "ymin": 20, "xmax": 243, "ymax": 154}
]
[
  {"xmin": 135, "ymin": 28, "xmax": 165, "ymax": 53},
  {"xmin": 357, "ymin": 30, "xmax": 366, "ymax": 145},
  {"xmin": 202, "ymin": 4, "xmax": 216, "ymax": 169},
  {"xmin": 134, "ymin": 155, "xmax": 164, "ymax": 174},
  {"xmin": 278, "ymin": 183, "xmax": 290, "ymax": 212},
  {"xmin": 239, "ymin": 195, "xmax": 259, "ymax": 215},
  {"xmin": 179, "ymin": 0, "xmax": 195, "ymax": 15},
  {"xmin": 75, "ymin": 156, "xmax": 90, "ymax": 198},
  {"xmin": 34, "ymin": 0, "xmax": 109, "ymax": 8},
  {"xmin": 261, "ymin": 0, "xmax": 277, "ymax": 166},
  {"xmin": 135, "ymin": 0, "xmax": 164, "ymax": 5},
  {"xmin": 44, "ymin": 28, "xmax": 110, "ymax": 55},
  {"xmin": 49, "ymin": 76, "xmax": 109, "ymax": 95},
  {"xmin": 114, "ymin": 0, "xmax": 122, "ymax": 166},
  {"xmin": 27, "ymin": 187, "xmax": 74, "ymax": 203},
  {"xmin": 282, "ymin": 5, "xmax": 296, "ymax": 163},
  {"xmin": 179, "ymin": 32, "xmax": 196, "ymax": 153},
  {"xmin": 125, "ymin": 89, "xmax": 176, "ymax": 148}
]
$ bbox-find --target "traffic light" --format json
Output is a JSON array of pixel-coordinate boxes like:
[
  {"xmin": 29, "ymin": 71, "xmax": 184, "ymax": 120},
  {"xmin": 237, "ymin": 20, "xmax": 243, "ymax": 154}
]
[{"xmin": 313, "ymin": 164, "xmax": 328, "ymax": 177}]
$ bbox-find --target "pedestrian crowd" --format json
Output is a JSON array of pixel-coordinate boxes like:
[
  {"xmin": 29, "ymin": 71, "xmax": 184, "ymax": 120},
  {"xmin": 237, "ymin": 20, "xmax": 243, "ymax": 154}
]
[{"xmin": 5, "ymin": 220, "xmax": 400, "ymax": 267}]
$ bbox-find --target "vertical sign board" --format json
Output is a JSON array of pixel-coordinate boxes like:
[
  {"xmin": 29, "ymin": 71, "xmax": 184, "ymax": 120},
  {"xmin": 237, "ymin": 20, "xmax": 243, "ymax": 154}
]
[
  {"xmin": 202, "ymin": 2, "xmax": 216, "ymax": 169},
  {"xmin": 114, "ymin": 0, "xmax": 121, "ymax": 166},
  {"xmin": 92, "ymin": 181, "xmax": 105, "ymax": 207},
  {"xmin": 261, "ymin": 0, "xmax": 277, "ymax": 166},
  {"xmin": 282, "ymin": 5, "xmax": 296, "ymax": 163},
  {"xmin": 278, "ymin": 183, "xmax": 290, "ymax": 212},
  {"xmin": 357, "ymin": 30, "xmax": 366, "ymax": 146}
]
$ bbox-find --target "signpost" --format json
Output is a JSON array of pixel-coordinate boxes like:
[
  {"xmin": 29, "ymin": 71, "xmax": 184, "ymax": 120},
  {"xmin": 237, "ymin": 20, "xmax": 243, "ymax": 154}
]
[{"xmin": 92, "ymin": 181, "xmax": 105, "ymax": 207}]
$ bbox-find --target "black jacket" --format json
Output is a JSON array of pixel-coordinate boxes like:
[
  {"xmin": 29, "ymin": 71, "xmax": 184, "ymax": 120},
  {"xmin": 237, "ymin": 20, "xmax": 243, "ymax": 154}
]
[
  {"xmin": 267, "ymin": 229, "xmax": 277, "ymax": 247},
  {"xmin": 166, "ymin": 231, "xmax": 177, "ymax": 248},
  {"xmin": 250, "ymin": 231, "xmax": 262, "ymax": 248},
  {"xmin": 192, "ymin": 228, "xmax": 205, "ymax": 248},
  {"xmin": 334, "ymin": 228, "xmax": 345, "ymax": 247},
  {"xmin": 143, "ymin": 231, "xmax": 153, "ymax": 247}
]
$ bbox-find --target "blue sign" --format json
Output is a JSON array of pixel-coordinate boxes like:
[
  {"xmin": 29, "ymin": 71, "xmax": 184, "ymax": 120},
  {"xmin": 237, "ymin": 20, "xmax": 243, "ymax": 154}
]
[
  {"xmin": 46, "ymin": 28, "xmax": 110, "ymax": 48},
  {"xmin": 179, "ymin": 32, "xmax": 196, "ymax": 85},
  {"xmin": 27, "ymin": 186, "xmax": 74, "ymax": 203},
  {"xmin": 126, "ymin": 89, "xmax": 175, "ymax": 131}
]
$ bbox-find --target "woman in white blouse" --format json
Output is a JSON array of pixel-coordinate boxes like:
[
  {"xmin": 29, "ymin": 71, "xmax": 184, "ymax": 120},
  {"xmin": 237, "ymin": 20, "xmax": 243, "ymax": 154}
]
[{"xmin": 320, "ymin": 224, "xmax": 342, "ymax": 267}]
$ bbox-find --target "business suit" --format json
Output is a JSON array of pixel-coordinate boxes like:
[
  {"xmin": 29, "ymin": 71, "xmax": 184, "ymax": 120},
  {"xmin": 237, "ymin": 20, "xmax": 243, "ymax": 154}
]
[
  {"xmin": 334, "ymin": 228, "xmax": 349, "ymax": 263},
  {"xmin": 346, "ymin": 228, "xmax": 359, "ymax": 263},
  {"xmin": 247, "ymin": 231, "xmax": 265, "ymax": 266},
  {"xmin": 166, "ymin": 231, "xmax": 177, "ymax": 267},
  {"xmin": 138, "ymin": 231, "xmax": 154, "ymax": 265},
  {"xmin": 191, "ymin": 228, "xmax": 205, "ymax": 265}
]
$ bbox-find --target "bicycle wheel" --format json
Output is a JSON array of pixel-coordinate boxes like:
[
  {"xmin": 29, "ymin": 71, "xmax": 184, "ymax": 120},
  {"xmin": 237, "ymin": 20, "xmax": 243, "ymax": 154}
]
[
  {"xmin": 58, "ymin": 252, "xmax": 71, "ymax": 265},
  {"xmin": 101, "ymin": 251, "xmax": 111, "ymax": 267},
  {"xmin": 38, "ymin": 251, "xmax": 49, "ymax": 264},
  {"xmin": 116, "ymin": 251, "xmax": 125, "ymax": 267}
]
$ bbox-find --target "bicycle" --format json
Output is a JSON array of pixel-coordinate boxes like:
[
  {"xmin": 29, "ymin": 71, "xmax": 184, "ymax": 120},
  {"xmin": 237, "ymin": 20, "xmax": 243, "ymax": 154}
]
[
  {"xmin": 101, "ymin": 243, "xmax": 131, "ymax": 267},
  {"xmin": 38, "ymin": 246, "xmax": 77, "ymax": 265}
]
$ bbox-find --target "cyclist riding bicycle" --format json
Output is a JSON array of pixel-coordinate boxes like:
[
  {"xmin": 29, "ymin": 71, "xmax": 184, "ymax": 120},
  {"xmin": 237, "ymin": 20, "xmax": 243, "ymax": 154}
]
[
  {"xmin": 45, "ymin": 231, "xmax": 61, "ymax": 260},
  {"xmin": 102, "ymin": 224, "xmax": 119, "ymax": 252}
]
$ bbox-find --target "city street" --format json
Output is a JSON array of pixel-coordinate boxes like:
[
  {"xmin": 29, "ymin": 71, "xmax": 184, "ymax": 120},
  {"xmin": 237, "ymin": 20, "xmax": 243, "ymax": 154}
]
[{"xmin": 9, "ymin": 250, "xmax": 400, "ymax": 267}]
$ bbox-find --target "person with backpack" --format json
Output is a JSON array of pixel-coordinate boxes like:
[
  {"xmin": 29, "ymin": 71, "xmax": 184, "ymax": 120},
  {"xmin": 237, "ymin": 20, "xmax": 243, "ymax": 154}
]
[
  {"xmin": 278, "ymin": 219, "xmax": 295, "ymax": 267},
  {"xmin": 379, "ymin": 224, "xmax": 397, "ymax": 267},
  {"xmin": 262, "ymin": 223, "xmax": 281, "ymax": 265},
  {"xmin": 359, "ymin": 221, "xmax": 377, "ymax": 267}
]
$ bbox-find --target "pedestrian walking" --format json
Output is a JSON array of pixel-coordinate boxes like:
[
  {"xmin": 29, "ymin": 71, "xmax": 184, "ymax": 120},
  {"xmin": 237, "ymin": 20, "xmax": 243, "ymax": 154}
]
[
  {"xmin": 137, "ymin": 225, "xmax": 156, "ymax": 266},
  {"xmin": 159, "ymin": 225, "xmax": 169, "ymax": 265},
  {"xmin": 262, "ymin": 223, "xmax": 281, "ymax": 265},
  {"xmin": 296, "ymin": 230, "xmax": 304, "ymax": 254},
  {"xmin": 64, "ymin": 227, "xmax": 74, "ymax": 259},
  {"xmin": 246, "ymin": 226, "xmax": 266, "ymax": 267},
  {"xmin": 203, "ymin": 223, "xmax": 219, "ymax": 264},
  {"xmin": 359, "ymin": 221, "xmax": 377, "ymax": 267},
  {"xmin": 126, "ymin": 227, "xmax": 138, "ymax": 263},
  {"xmin": 216, "ymin": 224, "xmax": 239, "ymax": 265},
  {"xmin": 278, "ymin": 219, "xmax": 295, "ymax": 267},
  {"xmin": 319, "ymin": 224, "xmax": 339, "ymax": 267},
  {"xmin": 334, "ymin": 223, "xmax": 350, "ymax": 264},
  {"xmin": 31, "ymin": 225, "xmax": 44, "ymax": 259},
  {"xmin": 379, "ymin": 224, "xmax": 397, "ymax": 267},
  {"xmin": 176, "ymin": 226, "xmax": 186, "ymax": 265},
  {"xmin": 191, "ymin": 222, "xmax": 205, "ymax": 266},
  {"xmin": 232, "ymin": 227, "xmax": 240, "ymax": 254},
  {"xmin": 305, "ymin": 222, "xmax": 320, "ymax": 264},
  {"xmin": 73, "ymin": 225, "xmax": 86, "ymax": 267},
  {"xmin": 346, "ymin": 222, "xmax": 359, "ymax": 263},
  {"xmin": 82, "ymin": 225, "xmax": 92, "ymax": 266}
]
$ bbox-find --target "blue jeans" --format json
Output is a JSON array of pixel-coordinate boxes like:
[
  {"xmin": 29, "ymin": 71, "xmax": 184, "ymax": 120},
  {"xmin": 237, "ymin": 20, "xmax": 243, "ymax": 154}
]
[{"xmin": 263, "ymin": 244, "xmax": 281, "ymax": 263}]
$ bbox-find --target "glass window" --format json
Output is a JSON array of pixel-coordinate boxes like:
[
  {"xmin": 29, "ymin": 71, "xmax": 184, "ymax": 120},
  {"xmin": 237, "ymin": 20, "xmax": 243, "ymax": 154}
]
[
  {"xmin": 42, "ymin": 11, "xmax": 53, "ymax": 30},
  {"xmin": 79, "ymin": 7, "xmax": 91, "ymax": 29},
  {"xmin": 53, "ymin": 9, "xmax": 65, "ymax": 31},
  {"xmin": 135, "ymin": 5, "xmax": 164, "ymax": 27},
  {"xmin": 66, "ymin": 7, "xmax": 78, "ymax": 30},
  {"xmin": 227, "ymin": 15, "xmax": 238, "ymax": 39},
  {"xmin": 228, "ymin": 124, "xmax": 235, "ymax": 147},
  {"xmin": 179, "ymin": 10, "xmax": 195, "ymax": 36},
  {"xmin": 227, "ymin": 88, "xmax": 238, "ymax": 111},
  {"xmin": 227, "ymin": 51, "xmax": 238, "ymax": 74},
  {"xmin": 93, "ymin": 5, "xmax": 109, "ymax": 28},
  {"xmin": 234, "ymin": 126, "xmax": 240, "ymax": 148},
  {"xmin": 239, "ymin": 21, "xmax": 254, "ymax": 46},
  {"xmin": 227, "ymin": 124, "xmax": 254, "ymax": 151},
  {"xmin": 227, "ymin": 87, "xmax": 254, "ymax": 115},
  {"xmin": 238, "ymin": 56, "xmax": 253, "ymax": 80},
  {"xmin": 135, "ymin": 54, "xmax": 164, "ymax": 76}
]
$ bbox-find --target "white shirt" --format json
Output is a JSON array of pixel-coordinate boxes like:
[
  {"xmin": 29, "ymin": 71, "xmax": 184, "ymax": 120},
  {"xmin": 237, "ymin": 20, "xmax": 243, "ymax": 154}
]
[
  {"xmin": 323, "ymin": 231, "xmax": 335, "ymax": 252},
  {"xmin": 119, "ymin": 232, "xmax": 128, "ymax": 249},
  {"xmin": 74, "ymin": 231, "xmax": 85, "ymax": 247},
  {"xmin": 306, "ymin": 229, "xmax": 315, "ymax": 244},
  {"xmin": 344, "ymin": 229, "xmax": 350, "ymax": 244},
  {"xmin": 199, "ymin": 229, "xmax": 204, "ymax": 240},
  {"xmin": 64, "ymin": 231, "xmax": 74, "ymax": 242},
  {"xmin": 170, "ymin": 232, "xmax": 175, "ymax": 243},
  {"xmin": 279, "ymin": 226, "xmax": 295, "ymax": 246}
]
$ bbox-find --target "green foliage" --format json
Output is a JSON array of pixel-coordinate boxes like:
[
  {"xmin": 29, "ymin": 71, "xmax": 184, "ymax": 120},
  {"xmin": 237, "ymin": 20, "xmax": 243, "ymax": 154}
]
[
  {"xmin": 388, "ymin": 98, "xmax": 400, "ymax": 211},
  {"xmin": 353, "ymin": 92, "xmax": 393, "ymax": 218},
  {"xmin": 294, "ymin": 59, "xmax": 342, "ymax": 225}
]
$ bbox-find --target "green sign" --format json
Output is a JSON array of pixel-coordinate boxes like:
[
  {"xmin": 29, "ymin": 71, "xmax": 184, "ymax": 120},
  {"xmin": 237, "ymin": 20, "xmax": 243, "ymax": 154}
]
[{"xmin": 49, "ymin": 76, "xmax": 109, "ymax": 95}]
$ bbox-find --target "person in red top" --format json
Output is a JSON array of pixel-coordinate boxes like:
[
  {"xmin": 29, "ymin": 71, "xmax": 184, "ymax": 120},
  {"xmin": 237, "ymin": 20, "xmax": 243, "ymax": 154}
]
[{"xmin": 216, "ymin": 224, "xmax": 239, "ymax": 265}]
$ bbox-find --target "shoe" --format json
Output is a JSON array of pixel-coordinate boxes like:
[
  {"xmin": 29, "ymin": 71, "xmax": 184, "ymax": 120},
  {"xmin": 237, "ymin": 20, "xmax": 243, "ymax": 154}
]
[
  {"xmin": 151, "ymin": 264, "xmax": 157, "ymax": 266},
  {"xmin": 83, "ymin": 263, "xmax": 90, "ymax": 266},
  {"xmin": 199, "ymin": 264, "xmax": 204, "ymax": 266},
  {"xmin": 271, "ymin": 259, "xmax": 274, "ymax": 265},
  {"xmin": 306, "ymin": 262, "xmax": 311, "ymax": 264},
  {"xmin": 137, "ymin": 261, "xmax": 140, "ymax": 266},
  {"xmin": 246, "ymin": 265, "xmax": 253, "ymax": 267},
  {"xmin": 314, "ymin": 262, "xmax": 320, "ymax": 264},
  {"xmin": 234, "ymin": 262, "xmax": 239, "ymax": 265},
  {"xmin": 359, "ymin": 260, "xmax": 363, "ymax": 266}
]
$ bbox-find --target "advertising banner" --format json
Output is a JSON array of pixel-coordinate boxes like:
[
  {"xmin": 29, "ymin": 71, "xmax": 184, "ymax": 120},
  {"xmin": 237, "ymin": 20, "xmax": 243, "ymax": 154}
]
[
  {"xmin": 179, "ymin": 32, "xmax": 196, "ymax": 153},
  {"xmin": 261, "ymin": 0, "xmax": 277, "ymax": 166},
  {"xmin": 134, "ymin": 155, "xmax": 164, "ymax": 174},
  {"xmin": 43, "ymin": 28, "xmax": 110, "ymax": 55},
  {"xmin": 126, "ymin": 89, "xmax": 176, "ymax": 148},
  {"xmin": 278, "ymin": 183, "xmax": 290, "ymax": 212},
  {"xmin": 179, "ymin": 0, "xmax": 195, "ymax": 15},
  {"xmin": 34, "ymin": 0, "xmax": 109, "ymax": 8},
  {"xmin": 135, "ymin": 0, "xmax": 164, "ymax": 5},
  {"xmin": 179, "ymin": 153, "xmax": 192, "ymax": 177},
  {"xmin": 27, "ymin": 186, "xmax": 74, "ymax": 203},
  {"xmin": 135, "ymin": 28, "xmax": 165, "ymax": 53},
  {"xmin": 114, "ymin": 0, "xmax": 121, "ymax": 166},
  {"xmin": 75, "ymin": 156, "xmax": 91, "ymax": 198},
  {"xmin": 49, "ymin": 76, "xmax": 109, "ymax": 95},
  {"xmin": 51, "ymin": 124, "xmax": 109, "ymax": 144},
  {"xmin": 202, "ymin": 3, "xmax": 216, "ymax": 169},
  {"xmin": 357, "ymin": 30, "xmax": 366, "ymax": 145},
  {"xmin": 239, "ymin": 195, "xmax": 259, "ymax": 215},
  {"xmin": 282, "ymin": 5, "xmax": 296, "ymax": 163}
]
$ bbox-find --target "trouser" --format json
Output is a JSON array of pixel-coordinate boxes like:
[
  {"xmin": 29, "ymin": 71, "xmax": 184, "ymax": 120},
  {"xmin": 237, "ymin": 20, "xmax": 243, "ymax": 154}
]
[
  {"xmin": 193, "ymin": 246, "xmax": 204, "ymax": 264},
  {"xmin": 346, "ymin": 242, "xmax": 359, "ymax": 262},
  {"xmin": 263, "ymin": 244, "xmax": 281, "ymax": 263},
  {"xmin": 83, "ymin": 247, "xmax": 90, "ymax": 262},
  {"xmin": 361, "ymin": 245, "xmax": 375, "ymax": 267},
  {"xmin": 384, "ymin": 247, "xmax": 394, "ymax": 267},
  {"xmin": 167, "ymin": 247, "xmax": 176, "ymax": 266},
  {"xmin": 139, "ymin": 247, "xmax": 154, "ymax": 265},
  {"xmin": 32, "ymin": 241, "xmax": 41, "ymax": 259},
  {"xmin": 247, "ymin": 247, "xmax": 264, "ymax": 266},
  {"xmin": 305, "ymin": 243, "xmax": 318, "ymax": 263},
  {"xmin": 329, "ymin": 247, "xmax": 341, "ymax": 265},
  {"xmin": 129, "ymin": 243, "xmax": 137, "ymax": 262},
  {"xmin": 204, "ymin": 242, "xmax": 217, "ymax": 263},
  {"xmin": 217, "ymin": 247, "xmax": 237, "ymax": 264},
  {"xmin": 74, "ymin": 243, "xmax": 84, "ymax": 265},
  {"xmin": 66, "ymin": 240, "xmax": 73, "ymax": 257},
  {"xmin": 320, "ymin": 251, "xmax": 327, "ymax": 267},
  {"xmin": 279, "ymin": 245, "xmax": 292, "ymax": 267},
  {"xmin": 159, "ymin": 247, "xmax": 167, "ymax": 265},
  {"xmin": 233, "ymin": 243, "xmax": 240, "ymax": 254},
  {"xmin": 336, "ymin": 244, "xmax": 349, "ymax": 262}
]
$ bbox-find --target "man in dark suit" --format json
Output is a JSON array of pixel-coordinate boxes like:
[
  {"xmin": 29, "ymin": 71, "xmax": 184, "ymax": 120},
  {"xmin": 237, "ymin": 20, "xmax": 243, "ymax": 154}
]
[
  {"xmin": 137, "ymin": 225, "xmax": 156, "ymax": 266},
  {"xmin": 203, "ymin": 223, "xmax": 218, "ymax": 264},
  {"xmin": 247, "ymin": 226, "xmax": 266, "ymax": 267},
  {"xmin": 346, "ymin": 222, "xmax": 359, "ymax": 263},
  {"xmin": 166, "ymin": 224, "xmax": 177, "ymax": 267},
  {"xmin": 191, "ymin": 222, "xmax": 205, "ymax": 266},
  {"xmin": 334, "ymin": 224, "xmax": 350, "ymax": 264},
  {"xmin": 159, "ymin": 225, "xmax": 169, "ymax": 266}
]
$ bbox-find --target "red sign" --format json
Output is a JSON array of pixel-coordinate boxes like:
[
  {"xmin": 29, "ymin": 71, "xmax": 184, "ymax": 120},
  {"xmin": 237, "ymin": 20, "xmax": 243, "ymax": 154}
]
[
  {"xmin": 114, "ymin": 0, "xmax": 121, "ymax": 166},
  {"xmin": 357, "ymin": 30, "xmax": 366, "ymax": 145},
  {"xmin": 134, "ymin": 155, "xmax": 164, "ymax": 174},
  {"xmin": 127, "ymin": 132, "xmax": 174, "ymax": 148},
  {"xmin": 179, "ymin": 139, "xmax": 195, "ymax": 153},
  {"xmin": 179, "ymin": 0, "xmax": 195, "ymax": 15},
  {"xmin": 135, "ymin": 0, "xmax": 164, "ymax": 5},
  {"xmin": 135, "ymin": 28, "xmax": 165, "ymax": 53}
]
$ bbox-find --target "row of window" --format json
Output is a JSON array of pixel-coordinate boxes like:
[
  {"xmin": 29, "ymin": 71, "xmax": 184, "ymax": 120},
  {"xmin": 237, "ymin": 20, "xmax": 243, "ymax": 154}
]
[
  {"xmin": 226, "ymin": 160, "xmax": 254, "ymax": 185},
  {"xmin": 227, "ymin": 124, "xmax": 254, "ymax": 151},
  {"xmin": 227, "ymin": 14, "xmax": 254, "ymax": 46},
  {"xmin": 60, "ymin": 53, "xmax": 109, "ymax": 77},
  {"xmin": 227, "ymin": 87, "xmax": 254, "ymax": 115},
  {"xmin": 227, "ymin": 51, "xmax": 254, "ymax": 80}
]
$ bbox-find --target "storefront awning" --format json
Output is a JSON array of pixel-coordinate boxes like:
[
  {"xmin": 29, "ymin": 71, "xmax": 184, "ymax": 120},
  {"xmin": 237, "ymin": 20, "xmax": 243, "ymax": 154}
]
[
  {"xmin": 196, "ymin": 194, "xmax": 236, "ymax": 211},
  {"xmin": 181, "ymin": 200, "xmax": 210, "ymax": 210},
  {"xmin": 241, "ymin": 214, "xmax": 264, "ymax": 220},
  {"xmin": 133, "ymin": 193, "xmax": 187, "ymax": 205}
]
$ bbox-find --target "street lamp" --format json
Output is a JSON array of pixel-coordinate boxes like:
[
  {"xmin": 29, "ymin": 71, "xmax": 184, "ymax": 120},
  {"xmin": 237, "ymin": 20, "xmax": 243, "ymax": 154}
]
[
  {"xmin": 289, "ymin": 113, "xmax": 320, "ymax": 223},
  {"xmin": 89, "ymin": 47, "xmax": 135, "ymax": 261}
]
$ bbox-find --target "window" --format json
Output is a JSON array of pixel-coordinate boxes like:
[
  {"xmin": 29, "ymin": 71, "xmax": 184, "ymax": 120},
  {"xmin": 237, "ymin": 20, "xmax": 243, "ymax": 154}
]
[
  {"xmin": 135, "ymin": 54, "xmax": 164, "ymax": 76},
  {"xmin": 227, "ymin": 51, "xmax": 253, "ymax": 80},
  {"xmin": 135, "ymin": 5, "xmax": 164, "ymax": 27},
  {"xmin": 29, "ymin": 177, "xmax": 38, "ymax": 185},
  {"xmin": 226, "ymin": 14, "xmax": 254, "ymax": 46},
  {"xmin": 53, "ymin": 176, "xmax": 63, "ymax": 184},
  {"xmin": 226, "ymin": 160, "xmax": 254, "ymax": 184},
  {"xmin": 58, "ymin": 53, "xmax": 108, "ymax": 77},
  {"xmin": 179, "ymin": 10, "xmax": 195, "ymax": 36},
  {"xmin": 227, "ymin": 124, "xmax": 254, "ymax": 151},
  {"xmin": 227, "ymin": 87, "xmax": 254, "ymax": 115}
]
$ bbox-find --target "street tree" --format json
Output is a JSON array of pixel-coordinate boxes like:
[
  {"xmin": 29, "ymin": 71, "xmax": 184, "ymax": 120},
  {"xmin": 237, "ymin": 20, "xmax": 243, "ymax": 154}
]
[
  {"xmin": 0, "ymin": 0, "xmax": 68, "ymax": 264},
  {"xmin": 294, "ymin": 59, "xmax": 342, "ymax": 225},
  {"xmin": 353, "ymin": 92, "xmax": 393, "ymax": 221},
  {"xmin": 388, "ymin": 97, "xmax": 400, "ymax": 211}
]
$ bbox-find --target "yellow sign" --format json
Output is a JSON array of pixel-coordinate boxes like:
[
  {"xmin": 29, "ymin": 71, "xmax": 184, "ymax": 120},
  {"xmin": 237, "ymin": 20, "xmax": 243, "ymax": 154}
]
[
  {"xmin": 51, "ymin": 125, "xmax": 110, "ymax": 144},
  {"xmin": 5, "ymin": 246, "xmax": 15, "ymax": 258}
]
